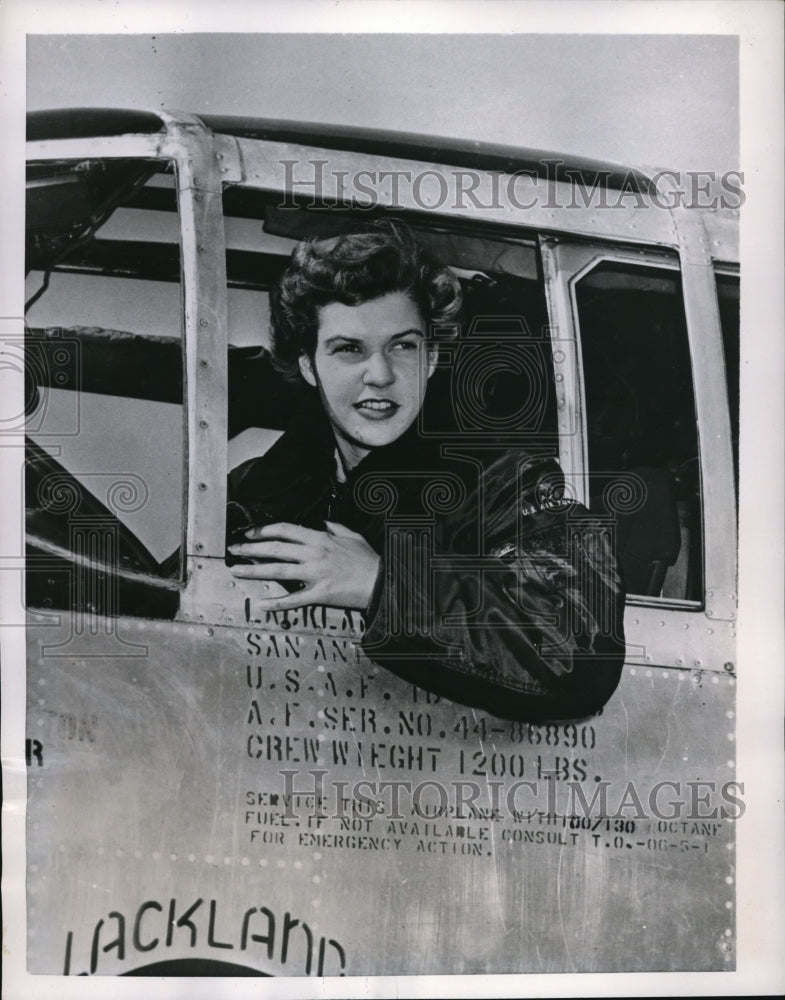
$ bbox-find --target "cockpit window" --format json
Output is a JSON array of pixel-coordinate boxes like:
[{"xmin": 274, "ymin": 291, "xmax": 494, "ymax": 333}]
[
  {"xmin": 575, "ymin": 261, "xmax": 702, "ymax": 602},
  {"xmin": 25, "ymin": 159, "xmax": 184, "ymax": 620}
]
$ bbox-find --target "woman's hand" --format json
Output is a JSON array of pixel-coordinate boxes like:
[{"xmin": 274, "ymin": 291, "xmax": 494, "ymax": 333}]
[{"xmin": 228, "ymin": 521, "xmax": 381, "ymax": 611}]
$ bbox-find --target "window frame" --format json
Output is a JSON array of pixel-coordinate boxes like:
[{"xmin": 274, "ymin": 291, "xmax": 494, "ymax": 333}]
[
  {"xmin": 539, "ymin": 236, "xmax": 736, "ymax": 671},
  {"xmin": 24, "ymin": 127, "xmax": 204, "ymax": 609},
  {"xmin": 713, "ymin": 265, "xmax": 740, "ymax": 493}
]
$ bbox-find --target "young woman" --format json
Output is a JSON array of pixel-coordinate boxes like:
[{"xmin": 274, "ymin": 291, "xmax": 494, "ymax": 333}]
[{"xmin": 228, "ymin": 220, "xmax": 625, "ymax": 721}]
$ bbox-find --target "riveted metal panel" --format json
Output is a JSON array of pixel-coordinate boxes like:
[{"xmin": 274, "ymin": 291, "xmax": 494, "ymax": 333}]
[
  {"xmin": 670, "ymin": 206, "xmax": 738, "ymax": 624},
  {"xmin": 27, "ymin": 616, "xmax": 736, "ymax": 976},
  {"xmin": 171, "ymin": 129, "xmax": 230, "ymax": 576}
]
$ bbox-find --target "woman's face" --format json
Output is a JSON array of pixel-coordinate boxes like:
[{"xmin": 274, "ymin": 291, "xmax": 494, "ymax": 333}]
[{"xmin": 298, "ymin": 291, "xmax": 436, "ymax": 469}]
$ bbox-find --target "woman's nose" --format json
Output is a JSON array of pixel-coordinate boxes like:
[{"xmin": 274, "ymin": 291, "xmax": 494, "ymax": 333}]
[{"xmin": 363, "ymin": 350, "xmax": 394, "ymax": 386}]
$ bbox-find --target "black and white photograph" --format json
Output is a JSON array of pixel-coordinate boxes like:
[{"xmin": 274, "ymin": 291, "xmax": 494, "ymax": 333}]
[{"xmin": 1, "ymin": 2, "xmax": 783, "ymax": 997}]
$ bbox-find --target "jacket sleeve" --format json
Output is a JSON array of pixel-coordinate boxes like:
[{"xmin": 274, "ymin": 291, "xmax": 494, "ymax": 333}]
[{"xmin": 361, "ymin": 451, "xmax": 626, "ymax": 721}]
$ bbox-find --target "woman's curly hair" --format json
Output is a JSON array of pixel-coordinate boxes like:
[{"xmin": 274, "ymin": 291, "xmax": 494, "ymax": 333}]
[{"xmin": 269, "ymin": 219, "xmax": 462, "ymax": 382}]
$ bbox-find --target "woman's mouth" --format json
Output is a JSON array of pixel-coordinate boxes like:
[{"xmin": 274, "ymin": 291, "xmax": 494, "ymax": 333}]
[{"xmin": 354, "ymin": 399, "xmax": 400, "ymax": 419}]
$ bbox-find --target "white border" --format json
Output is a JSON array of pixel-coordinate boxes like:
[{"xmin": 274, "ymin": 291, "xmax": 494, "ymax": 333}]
[{"xmin": 2, "ymin": 2, "xmax": 783, "ymax": 998}]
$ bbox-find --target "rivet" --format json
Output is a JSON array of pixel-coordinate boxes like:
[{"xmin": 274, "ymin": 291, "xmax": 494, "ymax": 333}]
[
  {"xmin": 195, "ymin": 543, "xmax": 203, "ymax": 552},
  {"xmin": 198, "ymin": 482, "xmax": 207, "ymax": 491},
  {"xmin": 198, "ymin": 245, "xmax": 206, "ymax": 253},
  {"xmin": 200, "ymin": 318, "xmax": 208, "ymax": 327},
  {"xmin": 206, "ymin": 627, "xmax": 214, "ymax": 637},
  {"xmin": 199, "ymin": 359, "xmax": 208, "ymax": 368},
  {"xmin": 199, "ymin": 419, "xmax": 208, "ymax": 429}
]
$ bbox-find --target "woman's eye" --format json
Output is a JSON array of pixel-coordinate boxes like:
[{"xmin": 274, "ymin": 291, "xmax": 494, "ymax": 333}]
[
  {"xmin": 334, "ymin": 343, "xmax": 361, "ymax": 355},
  {"xmin": 392, "ymin": 340, "xmax": 417, "ymax": 351}
]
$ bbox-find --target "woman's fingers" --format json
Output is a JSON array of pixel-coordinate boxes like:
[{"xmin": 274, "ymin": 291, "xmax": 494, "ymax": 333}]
[
  {"xmin": 228, "ymin": 523, "xmax": 380, "ymax": 609},
  {"xmin": 251, "ymin": 586, "xmax": 322, "ymax": 610},
  {"xmin": 228, "ymin": 540, "xmax": 307, "ymax": 561},
  {"xmin": 230, "ymin": 561, "xmax": 305, "ymax": 580},
  {"xmin": 244, "ymin": 522, "xmax": 324, "ymax": 544}
]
